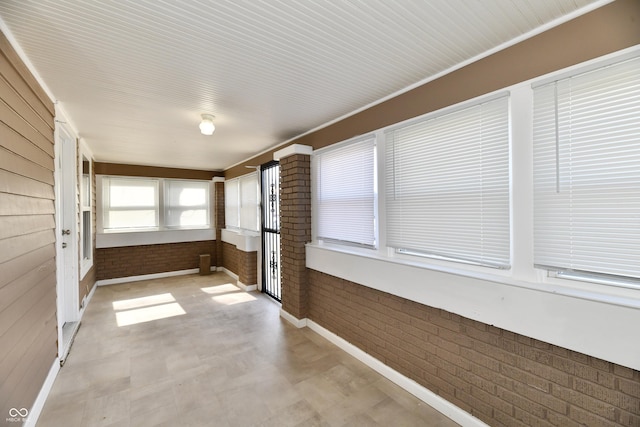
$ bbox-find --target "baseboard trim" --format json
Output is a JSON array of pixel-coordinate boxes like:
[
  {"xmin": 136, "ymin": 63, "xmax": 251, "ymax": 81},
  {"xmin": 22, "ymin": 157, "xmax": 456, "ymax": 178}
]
[
  {"xmin": 217, "ymin": 267, "xmax": 238, "ymax": 281},
  {"xmin": 237, "ymin": 281, "xmax": 258, "ymax": 292},
  {"xmin": 306, "ymin": 319, "xmax": 488, "ymax": 427},
  {"xmin": 96, "ymin": 266, "xmax": 218, "ymax": 286},
  {"xmin": 215, "ymin": 268, "xmax": 257, "ymax": 291},
  {"xmin": 24, "ymin": 357, "xmax": 60, "ymax": 427},
  {"xmin": 79, "ymin": 280, "xmax": 97, "ymax": 314},
  {"xmin": 279, "ymin": 309, "xmax": 308, "ymax": 328}
]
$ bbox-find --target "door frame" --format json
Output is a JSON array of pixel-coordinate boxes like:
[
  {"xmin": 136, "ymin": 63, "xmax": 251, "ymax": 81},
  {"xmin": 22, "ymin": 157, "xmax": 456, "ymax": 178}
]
[
  {"xmin": 53, "ymin": 116, "xmax": 80, "ymax": 357},
  {"xmin": 260, "ymin": 161, "xmax": 281, "ymax": 301}
]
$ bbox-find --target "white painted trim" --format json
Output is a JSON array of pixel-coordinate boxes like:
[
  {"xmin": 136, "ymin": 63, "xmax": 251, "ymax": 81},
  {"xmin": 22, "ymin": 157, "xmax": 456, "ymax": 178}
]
[
  {"xmin": 54, "ymin": 112, "xmax": 81, "ymax": 363},
  {"xmin": 97, "ymin": 229, "xmax": 216, "ymax": 248},
  {"xmin": 216, "ymin": 267, "xmax": 256, "ymax": 291},
  {"xmin": 236, "ymin": 281, "xmax": 257, "ymax": 292},
  {"xmin": 273, "ymin": 144, "xmax": 313, "ymax": 161},
  {"xmin": 212, "ymin": 177, "xmax": 225, "ymax": 183},
  {"xmin": 79, "ymin": 279, "xmax": 98, "ymax": 314},
  {"xmin": 96, "ymin": 267, "xmax": 217, "ymax": 286},
  {"xmin": 306, "ymin": 319, "xmax": 487, "ymax": 427},
  {"xmin": 307, "ymin": 244, "xmax": 640, "ymax": 371},
  {"xmin": 221, "ymin": 228, "xmax": 260, "ymax": 252},
  {"xmin": 24, "ymin": 358, "xmax": 60, "ymax": 427},
  {"xmin": 79, "ymin": 140, "xmax": 94, "ymax": 279},
  {"xmin": 279, "ymin": 309, "xmax": 308, "ymax": 328},
  {"xmin": 217, "ymin": 267, "xmax": 239, "ymax": 281}
]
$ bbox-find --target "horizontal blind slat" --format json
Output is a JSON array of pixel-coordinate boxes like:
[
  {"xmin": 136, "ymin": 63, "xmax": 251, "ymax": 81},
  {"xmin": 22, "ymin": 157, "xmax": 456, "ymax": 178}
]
[
  {"xmin": 386, "ymin": 95, "xmax": 510, "ymax": 267},
  {"xmin": 314, "ymin": 135, "xmax": 376, "ymax": 247},
  {"xmin": 533, "ymin": 55, "xmax": 640, "ymax": 280}
]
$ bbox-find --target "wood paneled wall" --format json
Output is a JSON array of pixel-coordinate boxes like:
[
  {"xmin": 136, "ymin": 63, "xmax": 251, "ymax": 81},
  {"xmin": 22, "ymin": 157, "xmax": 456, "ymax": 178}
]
[{"xmin": 0, "ymin": 31, "xmax": 57, "ymax": 418}]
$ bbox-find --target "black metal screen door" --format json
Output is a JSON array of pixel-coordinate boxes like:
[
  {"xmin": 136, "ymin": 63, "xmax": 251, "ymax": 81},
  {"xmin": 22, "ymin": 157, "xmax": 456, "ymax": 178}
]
[{"xmin": 261, "ymin": 161, "xmax": 281, "ymax": 301}]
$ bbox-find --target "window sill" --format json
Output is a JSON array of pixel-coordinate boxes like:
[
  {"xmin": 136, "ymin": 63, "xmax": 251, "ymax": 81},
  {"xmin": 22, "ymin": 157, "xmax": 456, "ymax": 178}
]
[
  {"xmin": 97, "ymin": 228, "xmax": 215, "ymax": 248},
  {"xmin": 221, "ymin": 228, "xmax": 260, "ymax": 252},
  {"xmin": 306, "ymin": 242, "xmax": 640, "ymax": 309},
  {"xmin": 80, "ymin": 259, "xmax": 93, "ymax": 279},
  {"xmin": 306, "ymin": 242, "xmax": 640, "ymax": 371}
]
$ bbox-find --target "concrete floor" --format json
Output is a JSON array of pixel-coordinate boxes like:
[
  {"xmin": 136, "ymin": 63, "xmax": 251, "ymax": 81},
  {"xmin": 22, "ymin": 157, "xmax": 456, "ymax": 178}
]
[{"xmin": 37, "ymin": 272, "xmax": 459, "ymax": 426}]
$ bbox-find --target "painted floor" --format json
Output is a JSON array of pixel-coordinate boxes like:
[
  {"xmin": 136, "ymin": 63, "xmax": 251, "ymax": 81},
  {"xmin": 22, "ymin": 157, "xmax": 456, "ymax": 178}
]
[{"xmin": 37, "ymin": 272, "xmax": 459, "ymax": 426}]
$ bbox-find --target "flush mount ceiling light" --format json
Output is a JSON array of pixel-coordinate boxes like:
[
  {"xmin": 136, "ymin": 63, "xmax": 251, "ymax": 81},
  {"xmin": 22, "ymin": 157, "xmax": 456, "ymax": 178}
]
[{"xmin": 199, "ymin": 114, "xmax": 215, "ymax": 135}]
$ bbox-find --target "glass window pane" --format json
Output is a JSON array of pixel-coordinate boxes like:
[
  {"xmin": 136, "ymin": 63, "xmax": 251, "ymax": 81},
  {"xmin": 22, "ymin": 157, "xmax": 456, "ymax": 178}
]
[
  {"xmin": 108, "ymin": 210, "xmax": 157, "ymax": 229},
  {"xmin": 165, "ymin": 180, "xmax": 210, "ymax": 228}
]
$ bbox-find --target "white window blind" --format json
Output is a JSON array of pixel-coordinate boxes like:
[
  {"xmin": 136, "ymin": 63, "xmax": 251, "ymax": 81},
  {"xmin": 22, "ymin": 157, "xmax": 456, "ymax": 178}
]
[
  {"xmin": 313, "ymin": 135, "xmax": 376, "ymax": 248},
  {"xmin": 239, "ymin": 172, "xmax": 259, "ymax": 232},
  {"xmin": 385, "ymin": 95, "xmax": 510, "ymax": 268},
  {"xmin": 225, "ymin": 172, "xmax": 259, "ymax": 232},
  {"xmin": 224, "ymin": 179, "xmax": 239, "ymax": 229},
  {"xmin": 103, "ymin": 177, "xmax": 159, "ymax": 230},
  {"xmin": 165, "ymin": 180, "xmax": 210, "ymax": 228},
  {"xmin": 533, "ymin": 55, "xmax": 640, "ymax": 281}
]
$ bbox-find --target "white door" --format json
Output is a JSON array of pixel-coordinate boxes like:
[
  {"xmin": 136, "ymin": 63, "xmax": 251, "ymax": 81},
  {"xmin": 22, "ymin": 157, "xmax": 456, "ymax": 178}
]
[{"xmin": 54, "ymin": 122, "xmax": 79, "ymax": 359}]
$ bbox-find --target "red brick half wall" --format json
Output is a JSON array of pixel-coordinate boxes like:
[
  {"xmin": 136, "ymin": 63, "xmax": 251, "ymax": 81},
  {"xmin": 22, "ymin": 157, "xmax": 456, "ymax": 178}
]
[
  {"xmin": 221, "ymin": 241, "xmax": 257, "ymax": 286},
  {"xmin": 307, "ymin": 269, "xmax": 640, "ymax": 427},
  {"xmin": 96, "ymin": 240, "xmax": 216, "ymax": 280}
]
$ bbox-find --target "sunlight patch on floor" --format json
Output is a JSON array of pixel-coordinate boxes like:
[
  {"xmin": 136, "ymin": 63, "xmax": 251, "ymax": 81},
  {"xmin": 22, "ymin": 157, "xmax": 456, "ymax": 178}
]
[
  {"xmin": 200, "ymin": 283, "xmax": 239, "ymax": 294},
  {"xmin": 115, "ymin": 302, "xmax": 186, "ymax": 327},
  {"xmin": 211, "ymin": 292, "xmax": 257, "ymax": 305},
  {"xmin": 112, "ymin": 292, "xmax": 176, "ymax": 310}
]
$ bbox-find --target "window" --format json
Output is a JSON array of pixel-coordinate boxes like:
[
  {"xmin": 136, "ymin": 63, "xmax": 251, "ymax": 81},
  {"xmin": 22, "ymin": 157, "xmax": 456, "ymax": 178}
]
[
  {"xmin": 224, "ymin": 179, "xmax": 239, "ymax": 229},
  {"xmin": 533, "ymin": 55, "xmax": 640, "ymax": 284},
  {"xmin": 165, "ymin": 180, "xmax": 210, "ymax": 228},
  {"xmin": 313, "ymin": 135, "xmax": 376, "ymax": 248},
  {"xmin": 225, "ymin": 172, "xmax": 259, "ymax": 232},
  {"xmin": 101, "ymin": 176, "xmax": 211, "ymax": 232},
  {"xmin": 80, "ymin": 154, "xmax": 93, "ymax": 274},
  {"xmin": 239, "ymin": 173, "xmax": 259, "ymax": 232},
  {"xmin": 385, "ymin": 95, "xmax": 510, "ymax": 268},
  {"xmin": 103, "ymin": 177, "xmax": 159, "ymax": 230}
]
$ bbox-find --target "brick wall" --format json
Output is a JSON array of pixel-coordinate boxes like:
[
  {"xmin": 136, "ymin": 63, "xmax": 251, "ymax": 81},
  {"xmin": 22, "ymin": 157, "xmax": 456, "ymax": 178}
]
[
  {"xmin": 221, "ymin": 241, "xmax": 238, "ymax": 278},
  {"xmin": 279, "ymin": 153, "xmax": 311, "ymax": 319},
  {"xmin": 215, "ymin": 181, "xmax": 225, "ymax": 266},
  {"xmin": 307, "ymin": 269, "xmax": 640, "ymax": 427},
  {"xmin": 221, "ymin": 241, "xmax": 257, "ymax": 286},
  {"xmin": 238, "ymin": 248, "xmax": 257, "ymax": 286},
  {"xmin": 96, "ymin": 240, "xmax": 216, "ymax": 280}
]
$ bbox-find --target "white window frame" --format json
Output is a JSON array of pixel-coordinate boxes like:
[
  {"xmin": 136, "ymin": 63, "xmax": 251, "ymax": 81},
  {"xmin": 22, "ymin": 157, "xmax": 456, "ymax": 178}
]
[
  {"xmin": 384, "ymin": 94, "xmax": 511, "ymax": 269},
  {"xmin": 225, "ymin": 172, "xmax": 260, "ymax": 233},
  {"xmin": 307, "ymin": 46, "xmax": 640, "ymax": 372},
  {"xmin": 532, "ymin": 52, "xmax": 640, "ymax": 288},
  {"xmin": 164, "ymin": 179, "xmax": 211, "ymax": 229},
  {"xmin": 79, "ymin": 143, "xmax": 94, "ymax": 278},
  {"xmin": 312, "ymin": 134, "xmax": 377, "ymax": 249},
  {"xmin": 101, "ymin": 176, "xmax": 160, "ymax": 232},
  {"xmin": 312, "ymin": 48, "xmax": 640, "ymax": 296},
  {"xmin": 97, "ymin": 176, "xmax": 212, "ymax": 233},
  {"xmin": 224, "ymin": 179, "xmax": 240, "ymax": 229}
]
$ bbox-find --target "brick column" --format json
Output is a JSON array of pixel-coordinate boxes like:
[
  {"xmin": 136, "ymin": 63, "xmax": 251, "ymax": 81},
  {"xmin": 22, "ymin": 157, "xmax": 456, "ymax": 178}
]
[
  {"xmin": 214, "ymin": 179, "xmax": 225, "ymax": 268},
  {"xmin": 278, "ymin": 146, "xmax": 312, "ymax": 320}
]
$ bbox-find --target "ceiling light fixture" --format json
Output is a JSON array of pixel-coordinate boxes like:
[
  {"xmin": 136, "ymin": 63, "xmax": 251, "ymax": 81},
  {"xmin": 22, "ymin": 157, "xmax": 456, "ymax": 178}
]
[{"xmin": 199, "ymin": 114, "xmax": 215, "ymax": 135}]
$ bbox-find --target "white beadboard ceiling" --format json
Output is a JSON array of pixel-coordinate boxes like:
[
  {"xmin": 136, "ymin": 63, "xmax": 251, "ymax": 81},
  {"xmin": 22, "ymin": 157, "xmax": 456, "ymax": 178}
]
[{"xmin": 0, "ymin": 0, "xmax": 602, "ymax": 171}]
